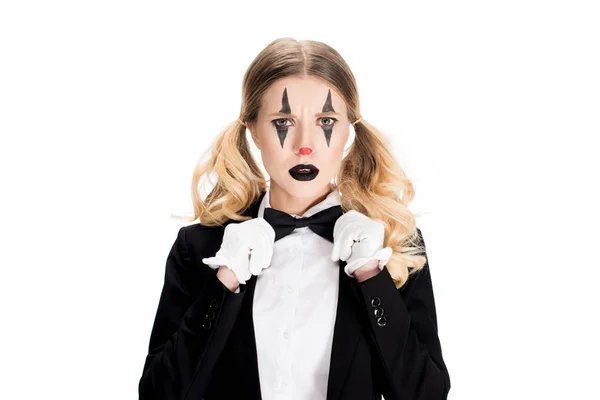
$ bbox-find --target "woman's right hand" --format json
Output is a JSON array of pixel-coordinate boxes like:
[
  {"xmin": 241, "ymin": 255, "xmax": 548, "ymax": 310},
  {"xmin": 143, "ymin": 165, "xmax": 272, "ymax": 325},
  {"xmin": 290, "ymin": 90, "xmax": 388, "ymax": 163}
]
[{"xmin": 202, "ymin": 217, "xmax": 276, "ymax": 289}]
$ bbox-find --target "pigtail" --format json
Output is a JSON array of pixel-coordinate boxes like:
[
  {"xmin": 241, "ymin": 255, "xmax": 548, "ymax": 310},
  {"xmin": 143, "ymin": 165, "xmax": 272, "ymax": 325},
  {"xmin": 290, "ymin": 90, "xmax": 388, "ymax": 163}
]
[
  {"xmin": 188, "ymin": 119, "xmax": 267, "ymax": 227},
  {"xmin": 337, "ymin": 118, "xmax": 427, "ymax": 289}
]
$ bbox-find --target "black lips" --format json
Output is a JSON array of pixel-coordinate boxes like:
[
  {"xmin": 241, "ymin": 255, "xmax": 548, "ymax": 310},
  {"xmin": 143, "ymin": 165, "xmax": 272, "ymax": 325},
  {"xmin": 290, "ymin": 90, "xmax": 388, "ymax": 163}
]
[{"xmin": 289, "ymin": 164, "xmax": 319, "ymax": 173}]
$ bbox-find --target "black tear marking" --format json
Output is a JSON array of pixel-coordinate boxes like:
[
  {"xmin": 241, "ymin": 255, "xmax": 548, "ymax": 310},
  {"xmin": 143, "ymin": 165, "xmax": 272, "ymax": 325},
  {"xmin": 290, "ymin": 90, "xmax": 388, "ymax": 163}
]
[
  {"xmin": 276, "ymin": 87, "xmax": 291, "ymax": 148},
  {"xmin": 321, "ymin": 89, "xmax": 335, "ymax": 147}
]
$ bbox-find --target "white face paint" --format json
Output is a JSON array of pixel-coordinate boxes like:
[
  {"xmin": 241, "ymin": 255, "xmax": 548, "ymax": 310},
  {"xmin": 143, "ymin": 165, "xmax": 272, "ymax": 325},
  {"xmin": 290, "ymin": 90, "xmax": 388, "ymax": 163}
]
[{"xmin": 248, "ymin": 75, "xmax": 351, "ymax": 204}]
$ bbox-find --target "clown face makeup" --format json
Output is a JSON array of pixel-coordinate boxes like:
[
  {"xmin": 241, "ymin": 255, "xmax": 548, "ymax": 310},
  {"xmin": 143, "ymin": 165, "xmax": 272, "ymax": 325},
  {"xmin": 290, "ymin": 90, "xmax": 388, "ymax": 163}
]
[
  {"xmin": 321, "ymin": 89, "xmax": 335, "ymax": 147},
  {"xmin": 275, "ymin": 87, "xmax": 292, "ymax": 148},
  {"xmin": 248, "ymin": 75, "xmax": 351, "ymax": 209}
]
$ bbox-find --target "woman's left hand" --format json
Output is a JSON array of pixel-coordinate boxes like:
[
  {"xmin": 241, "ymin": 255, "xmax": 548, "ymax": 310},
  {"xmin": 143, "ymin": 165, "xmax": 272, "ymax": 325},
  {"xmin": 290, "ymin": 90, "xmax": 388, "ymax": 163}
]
[{"xmin": 330, "ymin": 210, "xmax": 393, "ymax": 279}]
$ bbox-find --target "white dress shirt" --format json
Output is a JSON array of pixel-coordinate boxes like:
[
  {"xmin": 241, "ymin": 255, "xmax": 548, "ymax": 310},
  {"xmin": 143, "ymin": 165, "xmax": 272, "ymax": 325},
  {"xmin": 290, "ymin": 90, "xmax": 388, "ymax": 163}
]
[{"xmin": 253, "ymin": 188, "xmax": 341, "ymax": 400}]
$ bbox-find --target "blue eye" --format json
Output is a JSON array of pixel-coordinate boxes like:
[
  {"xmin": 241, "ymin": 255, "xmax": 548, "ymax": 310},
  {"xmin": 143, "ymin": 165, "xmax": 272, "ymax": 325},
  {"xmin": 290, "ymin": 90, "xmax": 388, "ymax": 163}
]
[
  {"xmin": 319, "ymin": 117, "xmax": 337, "ymax": 126},
  {"xmin": 271, "ymin": 118, "xmax": 292, "ymax": 128}
]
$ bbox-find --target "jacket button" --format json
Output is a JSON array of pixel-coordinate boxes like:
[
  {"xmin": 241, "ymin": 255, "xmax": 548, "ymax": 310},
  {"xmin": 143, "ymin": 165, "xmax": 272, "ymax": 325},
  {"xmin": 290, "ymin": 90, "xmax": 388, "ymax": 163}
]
[
  {"xmin": 370, "ymin": 297, "xmax": 381, "ymax": 307},
  {"xmin": 207, "ymin": 310, "xmax": 217, "ymax": 321},
  {"xmin": 374, "ymin": 307, "xmax": 384, "ymax": 318},
  {"xmin": 209, "ymin": 299, "xmax": 219, "ymax": 310},
  {"xmin": 201, "ymin": 320, "xmax": 212, "ymax": 330},
  {"xmin": 376, "ymin": 317, "xmax": 387, "ymax": 327}
]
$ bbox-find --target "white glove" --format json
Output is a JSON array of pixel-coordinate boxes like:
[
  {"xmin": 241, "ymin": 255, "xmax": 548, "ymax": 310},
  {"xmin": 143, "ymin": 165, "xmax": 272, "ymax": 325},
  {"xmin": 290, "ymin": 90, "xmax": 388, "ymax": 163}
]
[
  {"xmin": 202, "ymin": 217, "xmax": 276, "ymax": 285},
  {"xmin": 330, "ymin": 210, "xmax": 393, "ymax": 277}
]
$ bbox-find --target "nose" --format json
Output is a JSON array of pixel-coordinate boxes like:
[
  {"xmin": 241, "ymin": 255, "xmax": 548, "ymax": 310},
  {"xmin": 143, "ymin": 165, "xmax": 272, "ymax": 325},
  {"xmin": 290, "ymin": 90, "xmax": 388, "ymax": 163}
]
[{"xmin": 294, "ymin": 117, "xmax": 316, "ymax": 156}]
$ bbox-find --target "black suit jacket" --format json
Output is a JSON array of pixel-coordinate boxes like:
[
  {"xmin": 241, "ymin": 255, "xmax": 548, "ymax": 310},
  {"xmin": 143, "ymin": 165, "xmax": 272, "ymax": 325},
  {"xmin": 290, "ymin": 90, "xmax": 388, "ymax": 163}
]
[{"xmin": 139, "ymin": 191, "xmax": 451, "ymax": 399}]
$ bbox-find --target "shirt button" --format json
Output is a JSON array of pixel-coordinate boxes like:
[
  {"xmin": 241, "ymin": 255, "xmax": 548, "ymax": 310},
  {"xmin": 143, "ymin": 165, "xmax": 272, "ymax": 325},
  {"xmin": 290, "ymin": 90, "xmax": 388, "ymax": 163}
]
[
  {"xmin": 286, "ymin": 286, "xmax": 293, "ymax": 294},
  {"xmin": 283, "ymin": 332, "xmax": 290, "ymax": 339}
]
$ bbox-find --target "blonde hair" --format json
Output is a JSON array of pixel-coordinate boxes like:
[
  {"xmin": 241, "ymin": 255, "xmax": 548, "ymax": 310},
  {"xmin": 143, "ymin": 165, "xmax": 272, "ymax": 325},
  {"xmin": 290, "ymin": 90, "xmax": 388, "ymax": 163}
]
[{"xmin": 183, "ymin": 37, "xmax": 427, "ymax": 289}]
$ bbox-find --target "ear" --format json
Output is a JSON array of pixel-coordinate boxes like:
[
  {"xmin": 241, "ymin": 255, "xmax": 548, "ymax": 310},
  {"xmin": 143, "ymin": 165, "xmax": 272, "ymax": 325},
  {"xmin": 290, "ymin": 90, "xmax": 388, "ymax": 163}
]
[{"xmin": 248, "ymin": 122, "xmax": 261, "ymax": 150}]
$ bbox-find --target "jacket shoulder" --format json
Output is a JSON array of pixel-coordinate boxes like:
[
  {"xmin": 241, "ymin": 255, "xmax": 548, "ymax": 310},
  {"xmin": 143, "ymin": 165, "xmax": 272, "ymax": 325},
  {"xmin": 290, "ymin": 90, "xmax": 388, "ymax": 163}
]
[{"xmin": 180, "ymin": 222, "xmax": 225, "ymax": 260}]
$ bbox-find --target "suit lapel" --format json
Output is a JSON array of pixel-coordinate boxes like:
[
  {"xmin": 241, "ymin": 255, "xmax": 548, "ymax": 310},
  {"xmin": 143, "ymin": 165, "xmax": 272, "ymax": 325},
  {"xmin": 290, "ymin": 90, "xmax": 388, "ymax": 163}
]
[
  {"xmin": 231, "ymin": 191, "xmax": 363, "ymax": 400},
  {"xmin": 231, "ymin": 193, "xmax": 265, "ymax": 399},
  {"xmin": 228, "ymin": 274, "xmax": 262, "ymax": 398},
  {"xmin": 326, "ymin": 260, "xmax": 363, "ymax": 400}
]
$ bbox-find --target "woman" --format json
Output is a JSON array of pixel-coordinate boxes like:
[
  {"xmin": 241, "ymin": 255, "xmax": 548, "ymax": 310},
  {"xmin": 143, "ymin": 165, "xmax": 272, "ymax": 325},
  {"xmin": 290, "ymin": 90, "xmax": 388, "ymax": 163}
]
[{"xmin": 138, "ymin": 37, "xmax": 451, "ymax": 400}]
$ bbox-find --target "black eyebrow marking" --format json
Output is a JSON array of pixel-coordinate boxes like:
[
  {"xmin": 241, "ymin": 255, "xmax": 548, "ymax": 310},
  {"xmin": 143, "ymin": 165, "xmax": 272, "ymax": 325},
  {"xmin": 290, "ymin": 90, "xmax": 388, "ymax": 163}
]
[
  {"xmin": 321, "ymin": 89, "xmax": 335, "ymax": 146},
  {"xmin": 280, "ymin": 87, "xmax": 291, "ymax": 114},
  {"xmin": 276, "ymin": 87, "xmax": 291, "ymax": 148},
  {"xmin": 322, "ymin": 89, "xmax": 335, "ymax": 113}
]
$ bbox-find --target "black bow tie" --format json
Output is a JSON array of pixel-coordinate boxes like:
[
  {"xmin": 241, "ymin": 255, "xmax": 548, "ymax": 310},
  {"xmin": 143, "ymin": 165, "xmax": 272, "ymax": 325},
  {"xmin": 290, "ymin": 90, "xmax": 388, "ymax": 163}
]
[{"xmin": 263, "ymin": 205, "xmax": 344, "ymax": 242}]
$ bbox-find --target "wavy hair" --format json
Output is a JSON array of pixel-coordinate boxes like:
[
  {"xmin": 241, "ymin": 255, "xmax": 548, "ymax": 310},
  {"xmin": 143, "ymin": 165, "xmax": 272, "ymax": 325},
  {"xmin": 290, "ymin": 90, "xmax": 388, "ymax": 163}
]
[{"xmin": 183, "ymin": 37, "xmax": 427, "ymax": 289}]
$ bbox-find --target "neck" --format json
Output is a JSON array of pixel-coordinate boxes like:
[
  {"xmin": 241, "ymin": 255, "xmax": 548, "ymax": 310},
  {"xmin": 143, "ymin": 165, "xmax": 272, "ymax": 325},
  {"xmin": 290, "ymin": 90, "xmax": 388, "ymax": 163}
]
[{"xmin": 269, "ymin": 182, "xmax": 333, "ymax": 216}]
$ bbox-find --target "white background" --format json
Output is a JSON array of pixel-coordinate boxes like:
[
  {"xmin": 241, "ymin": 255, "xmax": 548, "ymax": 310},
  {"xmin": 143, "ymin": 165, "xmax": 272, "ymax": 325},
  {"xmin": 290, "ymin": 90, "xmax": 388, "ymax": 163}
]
[{"xmin": 1, "ymin": 1, "xmax": 599, "ymax": 399}]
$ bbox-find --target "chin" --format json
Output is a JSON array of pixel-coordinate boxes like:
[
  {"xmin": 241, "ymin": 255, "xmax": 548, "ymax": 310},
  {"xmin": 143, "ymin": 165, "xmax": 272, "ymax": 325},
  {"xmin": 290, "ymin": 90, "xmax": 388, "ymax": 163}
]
[{"xmin": 280, "ymin": 178, "xmax": 331, "ymax": 198}]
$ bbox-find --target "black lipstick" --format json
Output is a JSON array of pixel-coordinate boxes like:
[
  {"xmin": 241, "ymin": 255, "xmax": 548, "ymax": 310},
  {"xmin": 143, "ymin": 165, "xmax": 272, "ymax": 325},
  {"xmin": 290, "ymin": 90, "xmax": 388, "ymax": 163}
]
[{"xmin": 289, "ymin": 164, "xmax": 319, "ymax": 181}]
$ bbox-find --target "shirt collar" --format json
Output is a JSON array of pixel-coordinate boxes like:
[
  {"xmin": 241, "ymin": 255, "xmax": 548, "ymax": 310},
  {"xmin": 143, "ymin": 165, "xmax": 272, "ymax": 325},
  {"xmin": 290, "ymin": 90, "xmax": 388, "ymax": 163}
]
[{"xmin": 258, "ymin": 188, "xmax": 341, "ymax": 219}]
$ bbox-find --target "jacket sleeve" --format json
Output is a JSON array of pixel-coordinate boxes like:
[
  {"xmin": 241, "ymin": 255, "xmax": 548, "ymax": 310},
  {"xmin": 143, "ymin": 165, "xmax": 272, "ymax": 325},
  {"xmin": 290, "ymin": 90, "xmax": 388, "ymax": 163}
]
[
  {"xmin": 358, "ymin": 227, "xmax": 451, "ymax": 400},
  {"xmin": 138, "ymin": 226, "xmax": 247, "ymax": 400}
]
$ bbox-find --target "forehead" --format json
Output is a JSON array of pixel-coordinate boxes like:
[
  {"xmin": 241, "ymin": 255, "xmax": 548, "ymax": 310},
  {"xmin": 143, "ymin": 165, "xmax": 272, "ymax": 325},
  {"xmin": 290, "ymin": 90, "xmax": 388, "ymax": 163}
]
[{"xmin": 261, "ymin": 75, "xmax": 345, "ymax": 112}]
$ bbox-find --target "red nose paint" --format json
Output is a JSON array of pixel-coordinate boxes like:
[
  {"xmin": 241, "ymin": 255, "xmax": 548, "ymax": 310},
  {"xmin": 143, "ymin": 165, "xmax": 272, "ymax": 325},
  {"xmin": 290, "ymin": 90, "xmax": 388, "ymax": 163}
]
[{"xmin": 299, "ymin": 147, "xmax": 312, "ymax": 155}]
